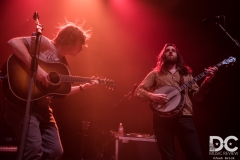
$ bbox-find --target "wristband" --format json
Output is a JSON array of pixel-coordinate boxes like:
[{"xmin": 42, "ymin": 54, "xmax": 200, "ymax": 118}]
[{"xmin": 79, "ymin": 85, "xmax": 84, "ymax": 91}]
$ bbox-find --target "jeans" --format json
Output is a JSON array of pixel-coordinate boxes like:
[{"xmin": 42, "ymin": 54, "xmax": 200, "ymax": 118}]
[{"xmin": 4, "ymin": 100, "xmax": 63, "ymax": 160}]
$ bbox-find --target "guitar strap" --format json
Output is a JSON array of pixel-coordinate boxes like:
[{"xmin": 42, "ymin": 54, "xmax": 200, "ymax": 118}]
[{"xmin": 180, "ymin": 74, "xmax": 185, "ymax": 95}]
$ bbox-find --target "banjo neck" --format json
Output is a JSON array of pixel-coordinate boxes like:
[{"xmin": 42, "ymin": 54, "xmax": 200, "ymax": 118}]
[{"xmin": 178, "ymin": 60, "xmax": 229, "ymax": 92}]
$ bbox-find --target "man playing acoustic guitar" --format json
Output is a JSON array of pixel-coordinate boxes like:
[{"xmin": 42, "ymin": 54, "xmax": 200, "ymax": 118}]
[
  {"xmin": 135, "ymin": 43, "xmax": 218, "ymax": 160},
  {"xmin": 3, "ymin": 21, "xmax": 99, "ymax": 160}
]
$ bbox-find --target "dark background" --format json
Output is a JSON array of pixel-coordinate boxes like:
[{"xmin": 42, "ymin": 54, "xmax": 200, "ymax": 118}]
[{"xmin": 0, "ymin": 0, "xmax": 239, "ymax": 160}]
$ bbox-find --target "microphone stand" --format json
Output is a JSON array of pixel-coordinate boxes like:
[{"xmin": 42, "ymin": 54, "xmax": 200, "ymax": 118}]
[
  {"xmin": 99, "ymin": 83, "xmax": 138, "ymax": 158},
  {"xmin": 16, "ymin": 11, "xmax": 43, "ymax": 160},
  {"xmin": 114, "ymin": 83, "xmax": 139, "ymax": 106},
  {"xmin": 215, "ymin": 20, "xmax": 240, "ymax": 50}
]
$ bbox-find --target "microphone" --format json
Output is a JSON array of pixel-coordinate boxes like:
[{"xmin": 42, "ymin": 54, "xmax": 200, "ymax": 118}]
[
  {"xmin": 33, "ymin": 11, "xmax": 39, "ymax": 21},
  {"xmin": 124, "ymin": 83, "xmax": 139, "ymax": 100},
  {"xmin": 130, "ymin": 83, "xmax": 139, "ymax": 97},
  {"xmin": 202, "ymin": 15, "xmax": 224, "ymax": 23},
  {"xmin": 32, "ymin": 11, "xmax": 44, "ymax": 33}
]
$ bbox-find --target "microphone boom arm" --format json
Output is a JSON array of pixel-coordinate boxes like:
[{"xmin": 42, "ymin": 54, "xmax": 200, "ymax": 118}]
[{"xmin": 215, "ymin": 20, "xmax": 240, "ymax": 50}]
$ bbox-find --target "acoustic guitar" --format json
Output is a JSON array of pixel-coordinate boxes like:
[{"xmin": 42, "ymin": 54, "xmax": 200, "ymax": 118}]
[
  {"xmin": 150, "ymin": 56, "xmax": 236, "ymax": 118},
  {"xmin": 2, "ymin": 54, "xmax": 116, "ymax": 105}
]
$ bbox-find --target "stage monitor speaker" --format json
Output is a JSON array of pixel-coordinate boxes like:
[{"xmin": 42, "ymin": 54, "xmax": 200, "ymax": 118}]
[{"xmin": 118, "ymin": 140, "xmax": 161, "ymax": 160}]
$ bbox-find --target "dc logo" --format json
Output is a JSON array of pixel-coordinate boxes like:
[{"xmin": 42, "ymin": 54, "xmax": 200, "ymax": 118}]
[{"xmin": 209, "ymin": 136, "xmax": 238, "ymax": 152}]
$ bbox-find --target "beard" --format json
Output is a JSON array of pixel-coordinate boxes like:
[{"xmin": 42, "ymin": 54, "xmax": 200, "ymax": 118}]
[{"xmin": 164, "ymin": 55, "xmax": 177, "ymax": 65}]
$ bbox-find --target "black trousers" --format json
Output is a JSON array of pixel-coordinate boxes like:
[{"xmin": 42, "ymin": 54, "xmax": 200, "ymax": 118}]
[{"xmin": 153, "ymin": 114, "xmax": 203, "ymax": 160}]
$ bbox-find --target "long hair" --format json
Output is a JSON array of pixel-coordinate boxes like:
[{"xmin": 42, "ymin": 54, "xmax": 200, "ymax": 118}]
[
  {"xmin": 53, "ymin": 21, "xmax": 91, "ymax": 46},
  {"xmin": 153, "ymin": 43, "xmax": 192, "ymax": 75}
]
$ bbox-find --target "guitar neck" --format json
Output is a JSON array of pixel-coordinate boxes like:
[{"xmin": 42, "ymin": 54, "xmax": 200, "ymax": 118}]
[
  {"xmin": 60, "ymin": 75, "xmax": 107, "ymax": 84},
  {"xmin": 178, "ymin": 61, "xmax": 224, "ymax": 92}
]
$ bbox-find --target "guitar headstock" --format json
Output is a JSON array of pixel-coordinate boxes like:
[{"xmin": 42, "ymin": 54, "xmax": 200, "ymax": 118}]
[
  {"xmin": 92, "ymin": 77, "xmax": 116, "ymax": 90},
  {"xmin": 222, "ymin": 56, "xmax": 236, "ymax": 65},
  {"xmin": 82, "ymin": 120, "xmax": 90, "ymax": 131},
  {"xmin": 103, "ymin": 78, "xmax": 116, "ymax": 90}
]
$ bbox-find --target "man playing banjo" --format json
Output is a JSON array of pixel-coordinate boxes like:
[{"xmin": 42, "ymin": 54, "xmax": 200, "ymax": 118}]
[{"xmin": 135, "ymin": 43, "xmax": 218, "ymax": 160}]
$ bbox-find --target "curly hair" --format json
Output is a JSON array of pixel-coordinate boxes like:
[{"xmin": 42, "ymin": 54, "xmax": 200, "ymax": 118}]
[
  {"xmin": 153, "ymin": 43, "xmax": 192, "ymax": 75},
  {"xmin": 53, "ymin": 21, "xmax": 91, "ymax": 47}
]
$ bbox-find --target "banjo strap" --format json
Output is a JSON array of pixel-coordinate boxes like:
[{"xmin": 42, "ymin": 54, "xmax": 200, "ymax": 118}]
[{"xmin": 180, "ymin": 74, "xmax": 185, "ymax": 95}]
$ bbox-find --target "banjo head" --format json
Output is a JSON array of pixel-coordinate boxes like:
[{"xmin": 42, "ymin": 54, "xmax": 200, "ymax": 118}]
[{"xmin": 151, "ymin": 85, "xmax": 184, "ymax": 117}]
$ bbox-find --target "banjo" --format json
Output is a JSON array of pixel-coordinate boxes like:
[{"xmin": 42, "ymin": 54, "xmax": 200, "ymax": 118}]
[{"xmin": 150, "ymin": 56, "xmax": 236, "ymax": 118}]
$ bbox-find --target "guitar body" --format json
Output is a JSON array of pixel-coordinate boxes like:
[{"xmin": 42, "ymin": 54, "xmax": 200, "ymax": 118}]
[
  {"xmin": 2, "ymin": 55, "xmax": 71, "ymax": 105},
  {"xmin": 150, "ymin": 85, "xmax": 185, "ymax": 117}
]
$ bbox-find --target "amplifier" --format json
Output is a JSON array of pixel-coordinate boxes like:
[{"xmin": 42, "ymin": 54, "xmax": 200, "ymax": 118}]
[
  {"xmin": 110, "ymin": 131, "xmax": 161, "ymax": 160},
  {"xmin": 118, "ymin": 139, "xmax": 161, "ymax": 160},
  {"xmin": 0, "ymin": 146, "xmax": 17, "ymax": 152}
]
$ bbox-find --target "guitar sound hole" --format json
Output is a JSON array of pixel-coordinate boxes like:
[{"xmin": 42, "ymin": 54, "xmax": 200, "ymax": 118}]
[{"xmin": 49, "ymin": 72, "xmax": 60, "ymax": 85}]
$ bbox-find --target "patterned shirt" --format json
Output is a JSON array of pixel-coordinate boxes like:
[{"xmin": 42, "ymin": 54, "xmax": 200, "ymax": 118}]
[{"xmin": 22, "ymin": 36, "xmax": 64, "ymax": 63}]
